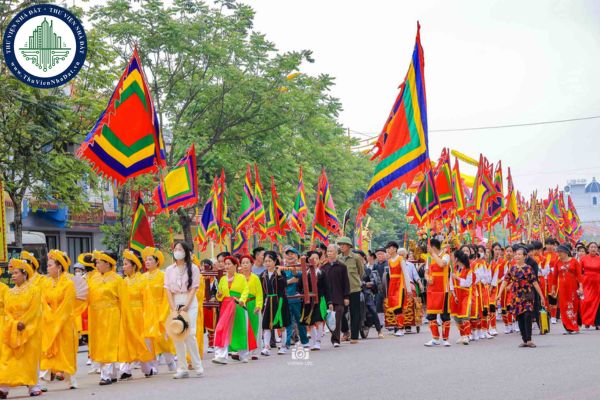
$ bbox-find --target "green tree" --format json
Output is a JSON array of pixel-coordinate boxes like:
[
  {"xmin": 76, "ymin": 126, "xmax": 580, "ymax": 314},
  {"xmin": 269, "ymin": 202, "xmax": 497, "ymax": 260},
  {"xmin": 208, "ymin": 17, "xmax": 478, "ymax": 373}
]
[
  {"xmin": 89, "ymin": 0, "xmax": 373, "ymax": 246},
  {"xmin": 0, "ymin": 2, "xmax": 121, "ymax": 247}
]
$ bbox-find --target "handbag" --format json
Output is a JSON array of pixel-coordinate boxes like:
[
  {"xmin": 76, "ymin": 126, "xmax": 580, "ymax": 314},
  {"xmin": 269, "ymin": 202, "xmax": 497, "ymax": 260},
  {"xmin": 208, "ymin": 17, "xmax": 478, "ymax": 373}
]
[
  {"xmin": 326, "ymin": 309, "xmax": 337, "ymax": 332},
  {"xmin": 539, "ymin": 307, "xmax": 550, "ymax": 335}
]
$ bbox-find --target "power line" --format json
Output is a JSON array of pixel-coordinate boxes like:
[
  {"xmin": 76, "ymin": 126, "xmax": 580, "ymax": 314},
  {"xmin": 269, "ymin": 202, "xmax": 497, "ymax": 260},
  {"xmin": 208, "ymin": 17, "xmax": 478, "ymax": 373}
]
[{"xmin": 348, "ymin": 114, "xmax": 600, "ymax": 142}]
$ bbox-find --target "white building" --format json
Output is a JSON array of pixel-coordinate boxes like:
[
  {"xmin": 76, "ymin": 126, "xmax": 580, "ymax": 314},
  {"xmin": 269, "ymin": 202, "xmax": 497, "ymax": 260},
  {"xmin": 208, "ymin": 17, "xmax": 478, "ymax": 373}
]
[{"xmin": 564, "ymin": 178, "xmax": 600, "ymax": 240}]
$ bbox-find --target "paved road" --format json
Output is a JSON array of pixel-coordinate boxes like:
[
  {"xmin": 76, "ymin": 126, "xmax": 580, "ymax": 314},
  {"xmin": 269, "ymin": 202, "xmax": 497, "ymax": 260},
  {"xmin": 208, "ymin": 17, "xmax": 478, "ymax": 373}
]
[{"xmin": 7, "ymin": 322, "xmax": 600, "ymax": 400}]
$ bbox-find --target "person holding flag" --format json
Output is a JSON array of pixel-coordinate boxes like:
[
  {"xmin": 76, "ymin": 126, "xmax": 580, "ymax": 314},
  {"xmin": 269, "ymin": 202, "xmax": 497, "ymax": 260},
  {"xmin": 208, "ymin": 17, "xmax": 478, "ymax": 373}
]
[{"xmin": 385, "ymin": 241, "xmax": 407, "ymax": 337}]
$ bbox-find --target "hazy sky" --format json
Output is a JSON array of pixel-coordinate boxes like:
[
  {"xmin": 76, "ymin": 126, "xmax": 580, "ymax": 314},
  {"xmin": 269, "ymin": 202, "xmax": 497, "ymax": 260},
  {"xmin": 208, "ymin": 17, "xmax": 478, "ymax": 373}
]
[{"xmin": 250, "ymin": 0, "xmax": 600, "ymax": 196}]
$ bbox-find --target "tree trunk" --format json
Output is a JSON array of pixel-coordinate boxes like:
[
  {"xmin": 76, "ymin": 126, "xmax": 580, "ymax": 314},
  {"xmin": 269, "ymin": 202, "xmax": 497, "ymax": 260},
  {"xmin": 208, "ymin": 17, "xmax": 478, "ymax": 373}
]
[
  {"xmin": 177, "ymin": 208, "xmax": 193, "ymax": 246},
  {"xmin": 12, "ymin": 198, "xmax": 22, "ymax": 248}
]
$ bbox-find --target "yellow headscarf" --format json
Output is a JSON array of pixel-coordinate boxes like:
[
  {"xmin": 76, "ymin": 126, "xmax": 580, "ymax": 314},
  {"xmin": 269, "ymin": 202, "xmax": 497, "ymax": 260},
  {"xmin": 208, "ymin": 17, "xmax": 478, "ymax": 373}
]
[
  {"xmin": 122, "ymin": 249, "xmax": 142, "ymax": 271},
  {"xmin": 77, "ymin": 253, "xmax": 95, "ymax": 269},
  {"xmin": 9, "ymin": 258, "xmax": 34, "ymax": 279},
  {"xmin": 48, "ymin": 249, "xmax": 70, "ymax": 271},
  {"xmin": 141, "ymin": 247, "xmax": 164, "ymax": 268},
  {"xmin": 92, "ymin": 250, "xmax": 117, "ymax": 270},
  {"xmin": 20, "ymin": 250, "xmax": 39, "ymax": 271}
]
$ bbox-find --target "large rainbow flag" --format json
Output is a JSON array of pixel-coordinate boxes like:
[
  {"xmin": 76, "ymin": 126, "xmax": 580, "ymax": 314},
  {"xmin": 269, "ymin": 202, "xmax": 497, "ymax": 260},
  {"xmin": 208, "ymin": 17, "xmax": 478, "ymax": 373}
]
[
  {"xmin": 357, "ymin": 23, "xmax": 429, "ymax": 221},
  {"xmin": 77, "ymin": 49, "xmax": 166, "ymax": 183},
  {"xmin": 153, "ymin": 144, "xmax": 198, "ymax": 213},
  {"xmin": 289, "ymin": 167, "xmax": 308, "ymax": 237}
]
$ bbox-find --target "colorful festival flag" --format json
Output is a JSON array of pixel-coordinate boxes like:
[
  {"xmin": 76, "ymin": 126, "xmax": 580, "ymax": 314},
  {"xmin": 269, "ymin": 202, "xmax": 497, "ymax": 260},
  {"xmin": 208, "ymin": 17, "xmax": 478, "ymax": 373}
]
[
  {"xmin": 357, "ymin": 23, "xmax": 429, "ymax": 221},
  {"xmin": 505, "ymin": 167, "xmax": 520, "ymax": 230},
  {"xmin": 232, "ymin": 230, "xmax": 248, "ymax": 255},
  {"xmin": 237, "ymin": 165, "xmax": 255, "ymax": 234},
  {"xmin": 153, "ymin": 144, "xmax": 198, "ymax": 213},
  {"xmin": 289, "ymin": 167, "xmax": 308, "ymax": 237},
  {"xmin": 77, "ymin": 49, "xmax": 166, "ymax": 184},
  {"xmin": 217, "ymin": 170, "xmax": 233, "ymax": 242},
  {"xmin": 433, "ymin": 148, "xmax": 454, "ymax": 215},
  {"xmin": 252, "ymin": 165, "xmax": 267, "ymax": 240},
  {"xmin": 311, "ymin": 169, "xmax": 341, "ymax": 244},
  {"xmin": 196, "ymin": 179, "xmax": 218, "ymax": 251},
  {"xmin": 407, "ymin": 163, "xmax": 440, "ymax": 226},
  {"xmin": 129, "ymin": 196, "xmax": 154, "ymax": 254},
  {"xmin": 472, "ymin": 155, "xmax": 499, "ymax": 223},
  {"xmin": 488, "ymin": 161, "xmax": 504, "ymax": 225},
  {"xmin": 266, "ymin": 176, "xmax": 288, "ymax": 242},
  {"xmin": 451, "ymin": 157, "xmax": 466, "ymax": 217}
]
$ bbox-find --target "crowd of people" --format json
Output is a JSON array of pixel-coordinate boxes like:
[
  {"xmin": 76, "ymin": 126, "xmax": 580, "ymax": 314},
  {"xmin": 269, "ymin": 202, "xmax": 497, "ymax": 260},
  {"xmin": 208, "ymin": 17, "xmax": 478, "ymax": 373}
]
[{"xmin": 0, "ymin": 235, "xmax": 598, "ymax": 397}]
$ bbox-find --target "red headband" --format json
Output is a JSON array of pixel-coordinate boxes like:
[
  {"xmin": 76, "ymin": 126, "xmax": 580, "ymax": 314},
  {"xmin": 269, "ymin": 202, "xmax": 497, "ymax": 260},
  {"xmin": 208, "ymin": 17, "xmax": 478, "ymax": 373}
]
[
  {"xmin": 238, "ymin": 254, "xmax": 255, "ymax": 265},
  {"xmin": 224, "ymin": 256, "xmax": 240, "ymax": 266}
]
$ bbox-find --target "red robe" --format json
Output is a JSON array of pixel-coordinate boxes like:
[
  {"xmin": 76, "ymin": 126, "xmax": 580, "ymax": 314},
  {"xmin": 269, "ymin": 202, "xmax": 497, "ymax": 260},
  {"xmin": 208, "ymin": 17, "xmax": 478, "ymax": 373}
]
[
  {"xmin": 387, "ymin": 256, "xmax": 406, "ymax": 311},
  {"xmin": 426, "ymin": 256, "xmax": 450, "ymax": 314},
  {"xmin": 580, "ymin": 254, "xmax": 600, "ymax": 326},
  {"xmin": 450, "ymin": 267, "xmax": 472, "ymax": 318},
  {"xmin": 556, "ymin": 258, "xmax": 583, "ymax": 332},
  {"xmin": 489, "ymin": 258, "xmax": 507, "ymax": 305}
]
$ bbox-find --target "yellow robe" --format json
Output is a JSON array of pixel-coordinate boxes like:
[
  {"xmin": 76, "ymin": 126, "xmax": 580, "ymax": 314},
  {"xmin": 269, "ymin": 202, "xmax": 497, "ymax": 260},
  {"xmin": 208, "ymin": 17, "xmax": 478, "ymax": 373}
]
[
  {"xmin": 30, "ymin": 272, "xmax": 48, "ymax": 290},
  {"xmin": 217, "ymin": 273, "xmax": 249, "ymax": 303},
  {"xmin": 40, "ymin": 274, "xmax": 77, "ymax": 374},
  {"xmin": 0, "ymin": 282, "xmax": 42, "ymax": 386},
  {"xmin": 246, "ymin": 274, "xmax": 264, "ymax": 310},
  {"xmin": 119, "ymin": 272, "xmax": 153, "ymax": 363},
  {"xmin": 142, "ymin": 269, "xmax": 175, "ymax": 356},
  {"xmin": 0, "ymin": 282, "xmax": 8, "ymax": 359},
  {"xmin": 196, "ymin": 271, "xmax": 206, "ymax": 357},
  {"xmin": 88, "ymin": 270, "xmax": 124, "ymax": 363}
]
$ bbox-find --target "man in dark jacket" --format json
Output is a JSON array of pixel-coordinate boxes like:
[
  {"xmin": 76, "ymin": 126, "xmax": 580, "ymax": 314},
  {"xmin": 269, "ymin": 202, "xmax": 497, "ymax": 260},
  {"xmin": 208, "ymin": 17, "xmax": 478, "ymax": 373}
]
[
  {"xmin": 372, "ymin": 248, "xmax": 388, "ymax": 313},
  {"xmin": 323, "ymin": 244, "xmax": 350, "ymax": 347}
]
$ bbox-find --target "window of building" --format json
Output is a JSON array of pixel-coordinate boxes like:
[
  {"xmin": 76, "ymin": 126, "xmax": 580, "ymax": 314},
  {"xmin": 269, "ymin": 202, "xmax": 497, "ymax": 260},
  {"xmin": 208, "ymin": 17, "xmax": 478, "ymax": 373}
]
[
  {"xmin": 593, "ymin": 196, "xmax": 598, "ymax": 207},
  {"xmin": 67, "ymin": 236, "xmax": 92, "ymax": 266},
  {"xmin": 46, "ymin": 234, "xmax": 59, "ymax": 250}
]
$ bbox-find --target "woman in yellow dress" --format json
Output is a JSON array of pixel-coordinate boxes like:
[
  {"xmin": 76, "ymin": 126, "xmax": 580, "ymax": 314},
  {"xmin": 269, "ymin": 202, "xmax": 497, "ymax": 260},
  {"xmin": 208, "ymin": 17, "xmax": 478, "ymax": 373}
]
[
  {"xmin": 20, "ymin": 251, "xmax": 46, "ymax": 289},
  {"xmin": 77, "ymin": 253, "xmax": 97, "ymax": 371},
  {"xmin": 0, "ymin": 259, "xmax": 43, "ymax": 398},
  {"xmin": 118, "ymin": 249, "xmax": 154, "ymax": 380},
  {"xmin": 213, "ymin": 256, "xmax": 250, "ymax": 364},
  {"xmin": 88, "ymin": 250, "xmax": 125, "ymax": 386},
  {"xmin": 142, "ymin": 247, "xmax": 176, "ymax": 375},
  {"xmin": 39, "ymin": 250, "xmax": 78, "ymax": 390}
]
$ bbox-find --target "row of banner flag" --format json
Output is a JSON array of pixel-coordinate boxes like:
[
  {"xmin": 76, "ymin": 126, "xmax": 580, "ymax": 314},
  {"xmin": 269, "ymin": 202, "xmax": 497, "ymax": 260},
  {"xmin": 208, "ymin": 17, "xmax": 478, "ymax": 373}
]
[
  {"xmin": 76, "ymin": 25, "xmax": 583, "ymax": 256},
  {"xmin": 354, "ymin": 22, "xmax": 582, "ymax": 245}
]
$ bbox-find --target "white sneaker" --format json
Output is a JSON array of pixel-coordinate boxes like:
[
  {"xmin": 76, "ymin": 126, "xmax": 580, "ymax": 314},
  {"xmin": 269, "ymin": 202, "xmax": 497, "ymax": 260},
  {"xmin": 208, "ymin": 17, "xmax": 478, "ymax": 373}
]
[
  {"xmin": 456, "ymin": 337, "xmax": 464, "ymax": 344},
  {"xmin": 485, "ymin": 332, "xmax": 494, "ymax": 339},
  {"xmin": 173, "ymin": 371, "xmax": 189, "ymax": 379},
  {"xmin": 206, "ymin": 346, "xmax": 215, "ymax": 353},
  {"xmin": 443, "ymin": 340, "xmax": 451, "ymax": 347},
  {"xmin": 167, "ymin": 361, "xmax": 177, "ymax": 372},
  {"xmin": 479, "ymin": 331, "xmax": 486, "ymax": 340},
  {"xmin": 461, "ymin": 336, "xmax": 470, "ymax": 345},
  {"xmin": 490, "ymin": 329, "xmax": 498, "ymax": 336},
  {"xmin": 424, "ymin": 339, "xmax": 441, "ymax": 347},
  {"xmin": 514, "ymin": 324, "xmax": 520, "ymax": 333},
  {"xmin": 68, "ymin": 375, "xmax": 78, "ymax": 389},
  {"xmin": 394, "ymin": 330, "xmax": 405, "ymax": 337},
  {"xmin": 551, "ymin": 317, "xmax": 557, "ymax": 325},
  {"xmin": 333, "ymin": 343, "xmax": 340, "ymax": 348},
  {"xmin": 311, "ymin": 341, "xmax": 321, "ymax": 351},
  {"xmin": 211, "ymin": 357, "xmax": 227, "ymax": 364},
  {"xmin": 504, "ymin": 326, "xmax": 511, "ymax": 334},
  {"xmin": 88, "ymin": 368, "xmax": 100, "ymax": 375},
  {"xmin": 277, "ymin": 346, "xmax": 288, "ymax": 355},
  {"xmin": 303, "ymin": 343, "xmax": 311, "ymax": 349},
  {"xmin": 86, "ymin": 358, "xmax": 92, "ymax": 366},
  {"xmin": 195, "ymin": 368, "xmax": 204, "ymax": 377}
]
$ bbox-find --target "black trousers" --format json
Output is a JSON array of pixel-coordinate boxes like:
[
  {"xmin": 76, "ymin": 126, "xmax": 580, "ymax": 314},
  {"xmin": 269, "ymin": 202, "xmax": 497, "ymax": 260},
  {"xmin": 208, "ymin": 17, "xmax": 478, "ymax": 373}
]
[
  {"xmin": 349, "ymin": 291, "xmax": 361, "ymax": 340},
  {"xmin": 331, "ymin": 304, "xmax": 345, "ymax": 345},
  {"xmin": 365, "ymin": 302, "xmax": 382, "ymax": 332},
  {"xmin": 517, "ymin": 311, "xmax": 533, "ymax": 343}
]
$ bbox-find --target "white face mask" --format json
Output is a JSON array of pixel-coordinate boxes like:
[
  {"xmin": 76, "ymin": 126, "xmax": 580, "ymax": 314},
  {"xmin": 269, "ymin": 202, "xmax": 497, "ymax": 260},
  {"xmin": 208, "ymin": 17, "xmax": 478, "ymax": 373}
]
[{"xmin": 173, "ymin": 250, "xmax": 185, "ymax": 261}]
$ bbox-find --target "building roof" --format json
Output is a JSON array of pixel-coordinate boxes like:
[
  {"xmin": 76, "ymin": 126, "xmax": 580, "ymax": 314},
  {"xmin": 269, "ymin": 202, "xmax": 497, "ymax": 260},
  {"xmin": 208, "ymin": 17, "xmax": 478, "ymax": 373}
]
[{"xmin": 585, "ymin": 177, "xmax": 600, "ymax": 193}]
